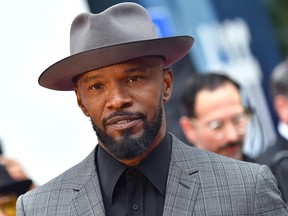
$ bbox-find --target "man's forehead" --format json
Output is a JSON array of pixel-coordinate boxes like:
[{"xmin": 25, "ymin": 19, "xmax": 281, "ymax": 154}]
[
  {"xmin": 195, "ymin": 87, "xmax": 243, "ymax": 118},
  {"xmin": 76, "ymin": 56, "xmax": 164, "ymax": 79},
  {"xmin": 110, "ymin": 56, "xmax": 164, "ymax": 67},
  {"xmin": 197, "ymin": 83, "xmax": 241, "ymax": 100}
]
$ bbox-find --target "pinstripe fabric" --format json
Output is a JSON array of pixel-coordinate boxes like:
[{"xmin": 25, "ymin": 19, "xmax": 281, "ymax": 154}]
[{"xmin": 16, "ymin": 134, "xmax": 288, "ymax": 215}]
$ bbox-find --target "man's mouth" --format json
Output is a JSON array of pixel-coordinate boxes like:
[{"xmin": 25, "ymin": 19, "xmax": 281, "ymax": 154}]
[
  {"xmin": 219, "ymin": 142, "xmax": 242, "ymax": 152},
  {"xmin": 106, "ymin": 115, "xmax": 141, "ymax": 130},
  {"xmin": 116, "ymin": 119, "xmax": 133, "ymax": 124}
]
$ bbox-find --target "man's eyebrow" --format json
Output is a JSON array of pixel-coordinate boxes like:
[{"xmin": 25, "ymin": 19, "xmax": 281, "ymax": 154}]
[
  {"xmin": 82, "ymin": 73, "xmax": 104, "ymax": 83},
  {"xmin": 80, "ymin": 65, "xmax": 153, "ymax": 83},
  {"xmin": 124, "ymin": 66, "xmax": 147, "ymax": 73},
  {"xmin": 125, "ymin": 62, "xmax": 162, "ymax": 73}
]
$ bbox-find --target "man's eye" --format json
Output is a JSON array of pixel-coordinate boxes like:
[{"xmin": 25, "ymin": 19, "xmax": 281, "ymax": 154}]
[
  {"xmin": 207, "ymin": 121, "xmax": 223, "ymax": 131},
  {"xmin": 128, "ymin": 76, "xmax": 142, "ymax": 83},
  {"xmin": 91, "ymin": 83, "xmax": 104, "ymax": 90},
  {"xmin": 233, "ymin": 114, "xmax": 247, "ymax": 125}
]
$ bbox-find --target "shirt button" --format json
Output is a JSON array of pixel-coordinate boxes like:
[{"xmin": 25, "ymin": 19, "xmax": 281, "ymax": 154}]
[{"xmin": 132, "ymin": 204, "xmax": 139, "ymax": 211}]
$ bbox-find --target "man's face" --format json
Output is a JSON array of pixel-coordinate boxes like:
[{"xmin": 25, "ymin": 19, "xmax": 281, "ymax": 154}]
[
  {"xmin": 183, "ymin": 83, "xmax": 248, "ymax": 160},
  {"xmin": 273, "ymin": 95, "xmax": 288, "ymax": 125},
  {"xmin": 74, "ymin": 56, "xmax": 172, "ymax": 162}
]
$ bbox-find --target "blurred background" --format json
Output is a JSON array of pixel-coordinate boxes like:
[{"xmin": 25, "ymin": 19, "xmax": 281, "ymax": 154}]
[{"xmin": 0, "ymin": 0, "xmax": 287, "ymax": 185}]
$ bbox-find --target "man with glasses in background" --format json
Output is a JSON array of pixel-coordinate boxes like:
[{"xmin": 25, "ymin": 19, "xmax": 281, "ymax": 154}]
[{"xmin": 179, "ymin": 72, "xmax": 253, "ymax": 161}]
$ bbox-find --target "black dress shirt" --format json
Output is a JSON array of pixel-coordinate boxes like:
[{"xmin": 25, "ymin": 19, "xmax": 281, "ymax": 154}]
[{"xmin": 96, "ymin": 133, "xmax": 172, "ymax": 216}]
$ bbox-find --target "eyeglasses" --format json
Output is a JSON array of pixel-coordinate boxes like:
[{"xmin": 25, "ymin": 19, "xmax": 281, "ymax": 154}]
[
  {"xmin": 190, "ymin": 111, "xmax": 251, "ymax": 140},
  {"xmin": 0, "ymin": 195, "xmax": 17, "ymax": 216}
]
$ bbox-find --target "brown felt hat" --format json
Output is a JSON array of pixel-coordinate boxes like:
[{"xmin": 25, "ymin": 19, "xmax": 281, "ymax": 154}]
[{"xmin": 38, "ymin": 2, "xmax": 194, "ymax": 91}]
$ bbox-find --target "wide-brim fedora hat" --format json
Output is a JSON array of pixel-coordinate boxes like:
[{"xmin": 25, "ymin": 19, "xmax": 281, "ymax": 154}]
[
  {"xmin": 0, "ymin": 165, "xmax": 32, "ymax": 196},
  {"xmin": 38, "ymin": 2, "xmax": 194, "ymax": 91}
]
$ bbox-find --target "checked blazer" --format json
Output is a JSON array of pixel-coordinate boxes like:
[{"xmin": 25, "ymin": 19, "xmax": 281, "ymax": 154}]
[{"xmin": 16, "ymin": 134, "xmax": 288, "ymax": 215}]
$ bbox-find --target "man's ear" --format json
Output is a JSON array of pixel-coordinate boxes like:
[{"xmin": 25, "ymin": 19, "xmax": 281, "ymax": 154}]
[
  {"xmin": 179, "ymin": 116, "xmax": 197, "ymax": 145},
  {"xmin": 74, "ymin": 85, "xmax": 90, "ymax": 117},
  {"xmin": 163, "ymin": 68, "xmax": 173, "ymax": 102}
]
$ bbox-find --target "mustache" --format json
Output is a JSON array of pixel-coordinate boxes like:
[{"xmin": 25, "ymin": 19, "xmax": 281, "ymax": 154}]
[
  {"xmin": 218, "ymin": 141, "xmax": 242, "ymax": 152},
  {"xmin": 102, "ymin": 110, "xmax": 145, "ymax": 125}
]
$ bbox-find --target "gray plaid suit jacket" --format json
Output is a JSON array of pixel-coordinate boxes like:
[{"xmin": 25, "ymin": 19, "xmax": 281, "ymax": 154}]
[{"xmin": 16, "ymin": 134, "xmax": 288, "ymax": 215}]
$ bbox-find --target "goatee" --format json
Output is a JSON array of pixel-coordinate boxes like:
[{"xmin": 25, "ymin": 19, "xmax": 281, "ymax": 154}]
[{"xmin": 91, "ymin": 105, "xmax": 163, "ymax": 160}]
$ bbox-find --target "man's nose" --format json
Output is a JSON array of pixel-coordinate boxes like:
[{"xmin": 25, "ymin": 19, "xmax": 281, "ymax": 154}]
[
  {"xmin": 106, "ymin": 86, "xmax": 132, "ymax": 109},
  {"xmin": 223, "ymin": 122, "xmax": 240, "ymax": 141}
]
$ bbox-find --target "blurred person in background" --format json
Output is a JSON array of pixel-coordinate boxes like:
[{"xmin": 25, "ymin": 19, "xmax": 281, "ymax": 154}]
[
  {"xmin": 0, "ymin": 140, "xmax": 36, "ymax": 191},
  {"xmin": 257, "ymin": 58, "xmax": 288, "ymax": 166},
  {"xmin": 0, "ymin": 165, "xmax": 32, "ymax": 216},
  {"xmin": 179, "ymin": 73, "xmax": 254, "ymax": 162},
  {"xmin": 257, "ymin": 58, "xmax": 288, "ymax": 202},
  {"xmin": 0, "ymin": 157, "xmax": 36, "ymax": 192}
]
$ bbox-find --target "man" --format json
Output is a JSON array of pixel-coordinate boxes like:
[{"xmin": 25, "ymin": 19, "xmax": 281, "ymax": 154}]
[
  {"xmin": 257, "ymin": 58, "xmax": 288, "ymax": 202},
  {"xmin": 179, "ymin": 73, "xmax": 254, "ymax": 162},
  {"xmin": 16, "ymin": 2, "xmax": 288, "ymax": 215},
  {"xmin": 0, "ymin": 165, "xmax": 32, "ymax": 216}
]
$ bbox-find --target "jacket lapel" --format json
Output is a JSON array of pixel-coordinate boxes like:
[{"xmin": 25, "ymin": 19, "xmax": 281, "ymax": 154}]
[
  {"xmin": 69, "ymin": 147, "xmax": 106, "ymax": 216},
  {"xmin": 163, "ymin": 134, "xmax": 200, "ymax": 215},
  {"xmin": 71, "ymin": 175, "xmax": 106, "ymax": 216},
  {"xmin": 68, "ymin": 136, "xmax": 199, "ymax": 216}
]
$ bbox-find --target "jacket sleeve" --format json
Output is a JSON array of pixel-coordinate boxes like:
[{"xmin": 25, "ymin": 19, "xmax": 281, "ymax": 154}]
[
  {"xmin": 16, "ymin": 194, "xmax": 25, "ymax": 216},
  {"xmin": 254, "ymin": 165, "xmax": 288, "ymax": 215}
]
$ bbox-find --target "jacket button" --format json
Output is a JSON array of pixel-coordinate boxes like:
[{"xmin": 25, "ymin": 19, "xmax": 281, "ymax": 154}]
[{"xmin": 132, "ymin": 204, "xmax": 139, "ymax": 211}]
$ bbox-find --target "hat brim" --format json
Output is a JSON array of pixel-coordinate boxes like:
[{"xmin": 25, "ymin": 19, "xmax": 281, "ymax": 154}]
[
  {"xmin": 38, "ymin": 36, "xmax": 194, "ymax": 91},
  {"xmin": 0, "ymin": 179, "xmax": 32, "ymax": 196}
]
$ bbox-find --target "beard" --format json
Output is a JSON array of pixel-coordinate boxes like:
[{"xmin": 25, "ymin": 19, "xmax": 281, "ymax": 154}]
[
  {"xmin": 218, "ymin": 141, "xmax": 243, "ymax": 152},
  {"xmin": 91, "ymin": 105, "xmax": 163, "ymax": 161}
]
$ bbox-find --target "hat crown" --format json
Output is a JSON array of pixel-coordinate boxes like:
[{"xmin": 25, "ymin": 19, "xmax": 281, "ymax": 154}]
[
  {"xmin": 38, "ymin": 2, "xmax": 194, "ymax": 91},
  {"xmin": 70, "ymin": 3, "xmax": 157, "ymax": 55}
]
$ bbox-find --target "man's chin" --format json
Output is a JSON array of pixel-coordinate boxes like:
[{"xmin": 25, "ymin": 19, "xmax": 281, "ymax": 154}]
[{"xmin": 113, "ymin": 130, "xmax": 144, "ymax": 141}]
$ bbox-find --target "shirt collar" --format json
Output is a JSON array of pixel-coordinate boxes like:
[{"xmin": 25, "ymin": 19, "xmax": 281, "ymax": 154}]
[
  {"xmin": 137, "ymin": 133, "xmax": 171, "ymax": 196},
  {"xmin": 278, "ymin": 121, "xmax": 288, "ymax": 140},
  {"xmin": 96, "ymin": 145, "xmax": 126, "ymax": 204},
  {"xmin": 96, "ymin": 133, "xmax": 171, "ymax": 204}
]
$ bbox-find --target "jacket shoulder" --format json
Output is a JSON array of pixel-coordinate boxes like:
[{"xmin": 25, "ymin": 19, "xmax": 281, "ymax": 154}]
[{"xmin": 16, "ymin": 149, "xmax": 97, "ymax": 215}]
